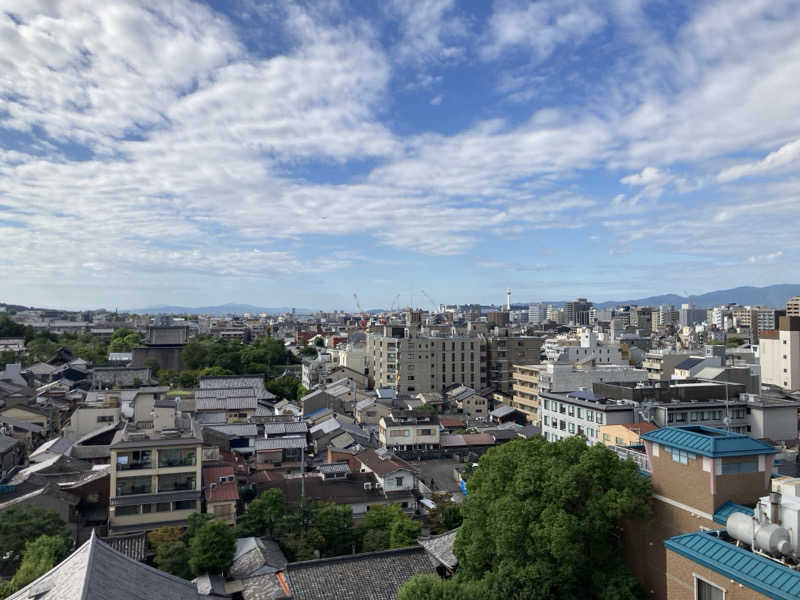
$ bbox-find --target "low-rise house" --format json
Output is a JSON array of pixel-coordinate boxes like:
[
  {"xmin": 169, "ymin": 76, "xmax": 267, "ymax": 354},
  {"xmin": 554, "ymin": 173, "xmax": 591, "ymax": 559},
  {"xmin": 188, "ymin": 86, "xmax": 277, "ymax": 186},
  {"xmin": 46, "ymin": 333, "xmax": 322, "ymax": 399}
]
[
  {"xmin": 352, "ymin": 448, "xmax": 418, "ymax": 499},
  {"xmin": 446, "ymin": 386, "xmax": 489, "ymax": 419},
  {"xmin": 0, "ymin": 433, "xmax": 23, "ymax": 480},
  {"xmin": 599, "ymin": 422, "xmax": 658, "ymax": 447},
  {"xmin": 489, "ymin": 404, "xmax": 527, "ymax": 425},
  {"xmin": 63, "ymin": 390, "xmax": 122, "ymax": 440},
  {"xmin": 301, "ymin": 388, "xmax": 345, "ymax": 417},
  {"xmin": 92, "ymin": 366, "xmax": 153, "ymax": 388},
  {"xmin": 253, "ymin": 436, "xmax": 307, "ymax": 475},
  {"xmin": 379, "ymin": 410, "xmax": 440, "ymax": 455},
  {"xmin": 203, "ymin": 464, "xmax": 239, "ymax": 525},
  {"xmin": 354, "ymin": 397, "xmax": 392, "ymax": 425},
  {"xmin": 0, "ymin": 414, "xmax": 45, "ymax": 449}
]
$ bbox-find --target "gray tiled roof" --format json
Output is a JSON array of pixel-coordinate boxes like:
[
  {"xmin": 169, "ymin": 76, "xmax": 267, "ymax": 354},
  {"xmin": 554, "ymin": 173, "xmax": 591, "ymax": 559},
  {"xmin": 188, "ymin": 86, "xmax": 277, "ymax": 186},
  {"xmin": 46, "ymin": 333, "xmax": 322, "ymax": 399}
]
[
  {"xmin": 287, "ymin": 546, "xmax": 435, "ymax": 600},
  {"xmin": 199, "ymin": 376, "xmax": 276, "ymax": 401},
  {"xmin": 7, "ymin": 532, "xmax": 222, "ymax": 600},
  {"xmin": 206, "ymin": 423, "xmax": 259, "ymax": 437},
  {"xmin": 255, "ymin": 437, "xmax": 307, "ymax": 451},
  {"xmin": 102, "ymin": 533, "xmax": 147, "ymax": 561},
  {"xmin": 230, "ymin": 537, "xmax": 288, "ymax": 579},
  {"xmin": 263, "ymin": 422, "xmax": 308, "ymax": 436},
  {"xmin": 0, "ymin": 433, "xmax": 20, "ymax": 454},
  {"xmin": 196, "ymin": 397, "xmax": 258, "ymax": 411},
  {"xmin": 195, "ymin": 387, "xmax": 256, "ymax": 399},
  {"xmin": 418, "ymin": 530, "xmax": 458, "ymax": 569}
]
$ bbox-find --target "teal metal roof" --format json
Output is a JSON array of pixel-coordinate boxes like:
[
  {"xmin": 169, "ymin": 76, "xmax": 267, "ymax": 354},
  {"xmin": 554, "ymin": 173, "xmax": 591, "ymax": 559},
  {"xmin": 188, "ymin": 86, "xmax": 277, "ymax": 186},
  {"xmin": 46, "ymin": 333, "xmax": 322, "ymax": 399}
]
[
  {"xmin": 665, "ymin": 531, "xmax": 800, "ymax": 600},
  {"xmin": 712, "ymin": 501, "xmax": 754, "ymax": 525},
  {"xmin": 640, "ymin": 425, "xmax": 776, "ymax": 458}
]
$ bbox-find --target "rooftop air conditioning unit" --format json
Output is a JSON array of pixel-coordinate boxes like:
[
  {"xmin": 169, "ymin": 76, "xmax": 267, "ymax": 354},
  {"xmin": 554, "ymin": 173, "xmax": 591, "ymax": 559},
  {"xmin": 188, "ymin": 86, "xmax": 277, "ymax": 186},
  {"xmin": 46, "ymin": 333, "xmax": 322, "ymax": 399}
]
[
  {"xmin": 374, "ymin": 482, "xmax": 383, "ymax": 489},
  {"xmin": 210, "ymin": 483, "xmax": 217, "ymax": 490},
  {"xmin": 363, "ymin": 482, "xmax": 372, "ymax": 491}
]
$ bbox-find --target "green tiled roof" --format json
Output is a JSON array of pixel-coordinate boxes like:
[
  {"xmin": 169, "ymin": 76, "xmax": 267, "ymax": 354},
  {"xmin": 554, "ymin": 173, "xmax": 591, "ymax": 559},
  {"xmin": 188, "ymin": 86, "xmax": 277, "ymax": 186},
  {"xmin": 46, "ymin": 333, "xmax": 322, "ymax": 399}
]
[
  {"xmin": 666, "ymin": 531, "xmax": 800, "ymax": 600},
  {"xmin": 640, "ymin": 425, "xmax": 776, "ymax": 458}
]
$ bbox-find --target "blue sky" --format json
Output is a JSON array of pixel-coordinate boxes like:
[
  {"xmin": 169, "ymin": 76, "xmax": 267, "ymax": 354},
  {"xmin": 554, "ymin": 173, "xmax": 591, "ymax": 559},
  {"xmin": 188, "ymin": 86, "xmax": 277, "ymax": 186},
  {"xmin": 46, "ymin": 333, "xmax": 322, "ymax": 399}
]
[{"xmin": 1, "ymin": 0, "xmax": 799, "ymax": 311}]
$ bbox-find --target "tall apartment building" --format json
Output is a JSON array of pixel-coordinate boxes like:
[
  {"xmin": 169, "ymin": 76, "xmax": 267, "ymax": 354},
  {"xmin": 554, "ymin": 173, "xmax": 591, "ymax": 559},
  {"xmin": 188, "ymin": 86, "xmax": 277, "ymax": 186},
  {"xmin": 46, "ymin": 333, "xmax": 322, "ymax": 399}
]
[
  {"xmin": 564, "ymin": 298, "xmax": 592, "ymax": 326},
  {"xmin": 485, "ymin": 335, "xmax": 543, "ymax": 394},
  {"xmin": 366, "ymin": 327, "xmax": 485, "ymax": 394},
  {"xmin": 759, "ymin": 316, "xmax": 800, "ymax": 390},
  {"xmin": 787, "ymin": 296, "xmax": 800, "ymax": 316},
  {"xmin": 108, "ymin": 404, "xmax": 203, "ymax": 535},
  {"xmin": 528, "ymin": 303, "xmax": 547, "ymax": 324},
  {"xmin": 678, "ymin": 304, "xmax": 707, "ymax": 327},
  {"xmin": 486, "ymin": 310, "xmax": 509, "ymax": 327},
  {"xmin": 756, "ymin": 307, "xmax": 785, "ymax": 332}
]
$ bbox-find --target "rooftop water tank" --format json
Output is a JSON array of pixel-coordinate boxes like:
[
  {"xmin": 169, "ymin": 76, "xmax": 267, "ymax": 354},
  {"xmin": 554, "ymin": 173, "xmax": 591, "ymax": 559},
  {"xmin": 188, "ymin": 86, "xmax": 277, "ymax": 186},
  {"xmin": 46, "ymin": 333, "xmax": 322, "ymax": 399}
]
[{"xmin": 727, "ymin": 512, "xmax": 792, "ymax": 556}]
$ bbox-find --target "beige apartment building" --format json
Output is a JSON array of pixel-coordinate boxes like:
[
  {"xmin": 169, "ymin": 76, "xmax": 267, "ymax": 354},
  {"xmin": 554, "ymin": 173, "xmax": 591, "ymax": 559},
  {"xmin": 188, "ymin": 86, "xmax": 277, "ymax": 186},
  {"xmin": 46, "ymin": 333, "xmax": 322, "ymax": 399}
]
[
  {"xmin": 108, "ymin": 404, "xmax": 203, "ymax": 535},
  {"xmin": 787, "ymin": 296, "xmax": 800, "ymax": 317},
  {"xmin": 366, "ymin": 326, "xmax": 485, "ymax": 394},
  {"xmin": 759, "ymin": 316, "xmax": 800, "ymax": 390}
]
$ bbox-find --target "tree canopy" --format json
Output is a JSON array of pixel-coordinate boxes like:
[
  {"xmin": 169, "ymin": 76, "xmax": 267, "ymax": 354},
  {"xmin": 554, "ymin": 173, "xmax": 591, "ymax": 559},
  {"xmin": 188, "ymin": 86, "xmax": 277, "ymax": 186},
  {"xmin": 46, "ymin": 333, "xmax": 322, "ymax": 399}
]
[
  {"xmin": 8, "ymin": 534, "xmax": 71, "ymax": 593},
  {"xmin": 236, "ymin": 489, "xmax": 286, "ymax": 538},
  {"xmin": 0, "ymin": 507, "xmax": 72, "ymax": 576},
  {"xmin": 400, "ymin": 436, "xmax": 652, "ymax": 600},
  {"xmin": 188, "ymin": 519, "xmax": 236, "ymax": 576}
]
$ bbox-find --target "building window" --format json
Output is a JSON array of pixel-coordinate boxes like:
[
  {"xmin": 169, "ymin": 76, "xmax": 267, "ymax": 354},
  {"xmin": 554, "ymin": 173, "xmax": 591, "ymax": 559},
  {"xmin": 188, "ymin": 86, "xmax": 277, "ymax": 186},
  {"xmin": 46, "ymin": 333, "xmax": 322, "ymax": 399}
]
[
  {"xmin": 116, "ymin": 476, "xmax": 152, "ymax": 496},
  {"xmin": 116, "ymin": 450, "xmax": 152, "ymax": 471},
  {"xmin": 115, "ymin": 505, "xmax": 139, "ymax": 516},
  {"xmin": 396, "ymin": 477, "xmax": 404, "ymax": 487},
  {"xmin": 568, "ymin": 422, "xmax": 575, "ymax": 434},
  {"xmin": 156, "ymin": 502, "xmax": 172, "ymax": 512},
  {"xmin": 158, "ymin": 472, "xmax": 196, "ymax": 492},
  {"xmin": 97, "ymin": 415, "xmax": 115, "ymax": 423},
  {"xmin": 721, "ymin": 460, "xmax": 758, "ymax": 474},
  {"xmin": 158, "ymin": 448, "xmax": 196, "ymax": 468},
  {"xmin": 174, "ymin": 500, "xmax": 196, "ymax": 511},
  {"xmin": 543, "ymin": 416, "xmax": 549, "ymax": 426},
  {"xmin": 142, "ymin": 504, "xmax": 152, "ymax": 513},
  {"xmin": 670, "ymin": 448, "xmax": 695, "ymax": 465},
  {"xmin": 695, "ymin": 576, "xmax": 725, "ymax": 600}
]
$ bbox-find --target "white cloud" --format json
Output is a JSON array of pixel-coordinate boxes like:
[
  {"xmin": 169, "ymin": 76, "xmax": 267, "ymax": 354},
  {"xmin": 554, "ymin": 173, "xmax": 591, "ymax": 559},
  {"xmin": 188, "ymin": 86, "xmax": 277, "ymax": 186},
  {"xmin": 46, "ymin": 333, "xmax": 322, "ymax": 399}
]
[
  {"xmin": 717, "ymin": 138, "xmax": 800, "ymax": 183},
  {"xmin": 388, "ymin": 0, "xmax": 467, "ymax": 63},
  {"xmin": 747, "ymin": 251, "xmax": 783, "ymax": 264},
  {"xmin": 482, "ymin": 0, "xmax": 606, "ymax": 61}
]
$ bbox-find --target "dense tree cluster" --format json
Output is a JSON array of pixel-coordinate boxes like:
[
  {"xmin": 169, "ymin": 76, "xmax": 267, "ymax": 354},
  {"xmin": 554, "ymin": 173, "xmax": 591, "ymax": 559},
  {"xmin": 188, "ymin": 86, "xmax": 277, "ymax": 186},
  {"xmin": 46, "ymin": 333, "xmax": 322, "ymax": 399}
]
[
  {"xmin": 0, "ymin": 507, "xmax": 73, "ymax": 598},
  {"xmin": 150, "ymin": 513, "xmax": 234, "ymax": 579},
  {"xmin": 399, "ymin": 436, "xmax": 652, "ymax": 600},
  {"xmin": 235, "ymin": 491, "xmax": 421, "ymax": 561}
]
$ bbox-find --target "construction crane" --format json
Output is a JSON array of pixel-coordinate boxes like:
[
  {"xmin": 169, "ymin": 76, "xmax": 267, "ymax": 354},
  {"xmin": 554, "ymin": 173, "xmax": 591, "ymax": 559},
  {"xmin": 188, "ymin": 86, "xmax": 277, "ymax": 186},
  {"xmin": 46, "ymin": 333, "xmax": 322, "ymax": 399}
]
[
  {"xmin": 389, "ymin": 294, "xmax": 401, "ymax": 312},
  {"xmin": 420, "ymin": 289, "xmax": 438, "ymax": 313},
  {"xmin": 353, "ymin": 292, "xmax": 366, "ymax": 328}
]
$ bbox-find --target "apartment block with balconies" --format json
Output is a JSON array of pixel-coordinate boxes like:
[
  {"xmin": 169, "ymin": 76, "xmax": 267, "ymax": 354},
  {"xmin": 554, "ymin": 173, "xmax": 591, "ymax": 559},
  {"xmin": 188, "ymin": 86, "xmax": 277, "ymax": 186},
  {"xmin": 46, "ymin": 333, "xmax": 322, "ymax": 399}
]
[{"xmin": 108, "ymin": 408, "xmax": 202, "ymax": 535}]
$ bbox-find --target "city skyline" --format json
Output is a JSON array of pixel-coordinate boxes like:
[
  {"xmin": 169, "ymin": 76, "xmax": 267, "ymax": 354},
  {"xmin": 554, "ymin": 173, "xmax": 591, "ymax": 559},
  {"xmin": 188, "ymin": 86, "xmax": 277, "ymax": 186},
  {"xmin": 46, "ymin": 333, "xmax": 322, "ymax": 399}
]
[{"xmin": 2, "ymin": 1, "xmax": 799, "ymax": 310}]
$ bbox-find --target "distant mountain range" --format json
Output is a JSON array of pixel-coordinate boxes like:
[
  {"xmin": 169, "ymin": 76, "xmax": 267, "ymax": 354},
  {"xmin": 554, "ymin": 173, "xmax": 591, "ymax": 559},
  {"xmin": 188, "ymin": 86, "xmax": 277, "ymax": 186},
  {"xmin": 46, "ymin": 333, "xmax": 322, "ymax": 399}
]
[
  {"xmin": 125, "ymin": 303, "xmax": 315, "ymax": 315},
  {"xmin": 592, "ymin": 284, "xmax": 800, "ymax": 309}
]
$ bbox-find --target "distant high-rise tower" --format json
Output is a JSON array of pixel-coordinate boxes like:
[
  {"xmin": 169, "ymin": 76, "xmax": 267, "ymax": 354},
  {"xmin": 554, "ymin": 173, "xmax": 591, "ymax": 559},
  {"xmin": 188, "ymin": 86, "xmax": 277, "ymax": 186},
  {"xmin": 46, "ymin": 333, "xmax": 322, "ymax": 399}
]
[{"xmin": 506, "ymin": 288, "xmax": 511, "ymax": 311}]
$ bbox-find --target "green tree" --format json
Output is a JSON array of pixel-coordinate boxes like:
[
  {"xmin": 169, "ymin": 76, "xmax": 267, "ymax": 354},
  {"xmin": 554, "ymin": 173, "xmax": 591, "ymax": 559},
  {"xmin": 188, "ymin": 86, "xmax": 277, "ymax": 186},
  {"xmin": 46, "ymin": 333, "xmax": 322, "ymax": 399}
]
[
  {"xmin": 0, "ymin": 507, "xmax": 71, "ymax": 576},
  {"xmin": 154, "ymin": 540, "xmax": 192, "ymax": 580},
  {"xmin": 298, "ymin": 346, "xmax": 317, "ymax": 358},
  {"xmin": 398, "ymin": 575, "xmax": 489, "ymax": 600},
  {"xmin": 361, "ymin": 528, "xmax": 389, "ymax": 552},
  {"xmin": 236, "ymin": 489, "xmax": 285, "ymax": 538},
  {"xmin": 181, "ymin": 341, "xmax": 210, "ymax": 370},
  {"xmin": 389, "ymin": 517, "xmax": 421, "ymax": 548},
  {"xmin": 188, "ymin": 519, "xmax": 235, "ymax": 576},
  {"xmin": 314, "ymin": 337, "xmax": 325, "ymax": 348},
  {"xmin": 282, "ymin": 528, "xmax": 325, "ymax": 562},
  {"xmin": 144, "ymin": 357, "xmax": 161, "ymax": 377},
  {"xmin": 426, "ymin": 492, "xmax": 463, "ymax": 534},
  {"xmin": 147, "ymin": 525, "xmax": 183, "ymax": 550},
  {"xmin": 313, "ymin": 503, "xmax": 354, "ymax": 557},
  {"xmin": 185, "ymin": 512, "xmax": 214, "ymax": 542},
  {"xmin": 447, "ymin": 437, "xmax": 651, "ymax": 600},
  {"xmin": 9, "ymin": 534, "xmax": 70, "ymax": 591},
  {"xmin": 265, "ymin": 376, "xmax": 302, "ymax": 401},
  {"xmin": 358, "ymin": 504, "xmax": 419, "ymax": 552}
]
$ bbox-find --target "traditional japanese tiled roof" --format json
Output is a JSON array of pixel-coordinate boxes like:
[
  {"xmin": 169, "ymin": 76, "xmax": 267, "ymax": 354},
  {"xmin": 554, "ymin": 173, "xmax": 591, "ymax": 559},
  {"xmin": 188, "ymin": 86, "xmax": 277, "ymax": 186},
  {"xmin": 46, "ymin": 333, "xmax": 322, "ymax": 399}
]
[
  {"xmin": 418, "ymin": 529, "xmax": 458, "ymax": 570},
  {"xmin": 665, "ymin": 531, "xmax": 800, "ymax": 600},
  {"xmin": 641, "ymin": 425, "xmax": 777, "ymax": 458},
  {"xmin": 7, "ymin": 532, "xmax": 223, "ymax": 600},
  {"xmin": 286, "ymin": 546, "xmax": 435, "ymax": 600},
  {"xmin": 102, "ymin": 533, "xmax": 147, "ymax": 561}
]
